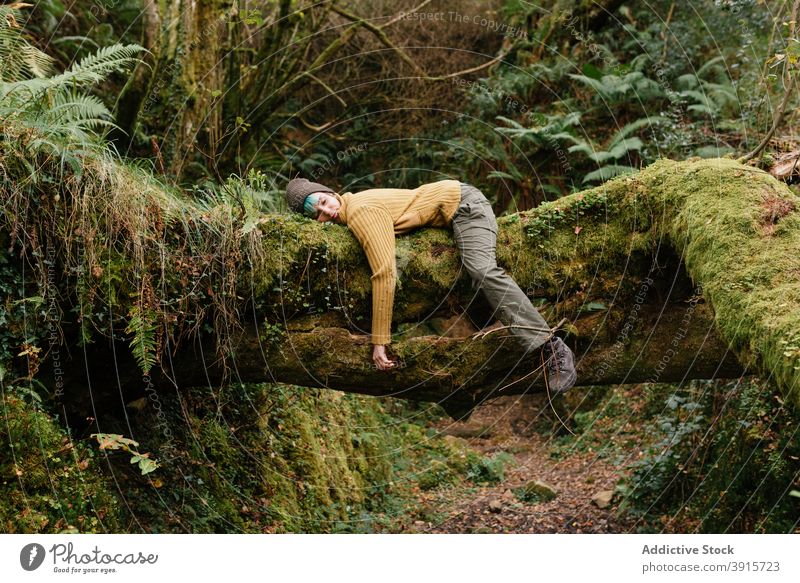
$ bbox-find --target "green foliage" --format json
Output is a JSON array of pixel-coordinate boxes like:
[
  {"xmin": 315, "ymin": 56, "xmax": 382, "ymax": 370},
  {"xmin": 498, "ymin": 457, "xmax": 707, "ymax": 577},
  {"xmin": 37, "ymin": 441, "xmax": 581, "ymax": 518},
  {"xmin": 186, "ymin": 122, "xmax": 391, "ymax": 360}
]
[
  {"xmin": 0, "ymin": 5, "xmax": 54, "ymax": 81},
  {"xmin": 494, "ymin": 111, "xmax": 581, "ymax": 149},
  {"xmin": 569, "ymin": 70, "xmax": 665, "ymax": 104},
  {"xmin": 124, "ymin": 305, "xmax": 158, "ymax": 374},
  {"xmin": 0, "ymin": 19, "xmax": 143, "ymax": 157},
  {"xmin": 406, "ymin": 433, "xmax": 513, "ymax": 492},
  {"xmin": 568, "ymin": 116, "xmax": 667, "ymax": 183},
  {"xmin": 100, "ymin": 383, "xmax": 487, "ymax": 533},
  {"xmin": 675, "ymin": 57, "xmax": 740, "ymax": 119},
  {"xmin": 193, "ymin": 169, "xmax": 288, "ymax": 226},
  {"xmin": 91, "ymin": 433, "xmax": 159, "ymax": 475},
  {"xmin": 0, "ymin": 251, "xmax": 34, "ymax": 379},
  {"xmin": 0, "ymin": 390, "xmax": 122, "ymax": 533},
  {"xmin": 513, "ymin": 480, "xmax": 558, "ymax": 504},
  {"xmin": 464, "ymin": 451, "xmax": 513, "ymax": 484},
  {"xmin": 619, "ymin": 379, "xmax": 800, "ymax": 532},
  {"xmin": 620, "ymin": 388, "xmax": 706, "ymax": 511},
  {"xmin": 417, "ymin": 459, "xmax": 456, "ymax": 491}
]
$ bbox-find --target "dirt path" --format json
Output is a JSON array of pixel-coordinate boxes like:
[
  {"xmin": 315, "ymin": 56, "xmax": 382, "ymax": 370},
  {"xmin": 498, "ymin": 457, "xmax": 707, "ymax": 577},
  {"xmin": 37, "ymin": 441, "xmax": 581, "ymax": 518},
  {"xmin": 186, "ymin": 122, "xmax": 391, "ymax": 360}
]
[{"xmin": 402, "ymin": 394, "xmax": 641, "ymax": 533}]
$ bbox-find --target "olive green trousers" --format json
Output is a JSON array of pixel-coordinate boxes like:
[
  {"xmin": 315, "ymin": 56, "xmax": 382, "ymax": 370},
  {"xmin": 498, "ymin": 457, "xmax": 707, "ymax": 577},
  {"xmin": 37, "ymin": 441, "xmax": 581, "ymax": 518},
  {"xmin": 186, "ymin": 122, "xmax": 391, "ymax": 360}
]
[{"xmin": 452, "ymin": 183, "xmax": 552, "ymax": 352}]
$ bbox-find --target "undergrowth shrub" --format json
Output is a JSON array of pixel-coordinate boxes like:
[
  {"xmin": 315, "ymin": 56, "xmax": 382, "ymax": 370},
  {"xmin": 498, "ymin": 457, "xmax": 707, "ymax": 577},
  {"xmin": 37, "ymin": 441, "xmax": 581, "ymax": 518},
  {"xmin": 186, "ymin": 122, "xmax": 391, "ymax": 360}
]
[{"xmin": 619, "ymin": 378, "xmax": 800, "ymax": 533}]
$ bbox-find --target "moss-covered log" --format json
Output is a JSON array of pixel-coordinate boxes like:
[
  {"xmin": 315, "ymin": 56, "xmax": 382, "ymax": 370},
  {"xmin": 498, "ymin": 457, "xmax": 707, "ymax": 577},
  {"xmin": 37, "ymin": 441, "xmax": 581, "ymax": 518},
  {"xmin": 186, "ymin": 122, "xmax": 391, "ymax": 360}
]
[
  {"xmin": 155, "ymin": 300, "xmax": 741, "ymax": 420},
  {"xmin": 155, "ymin": 158, "xmax": 792, "ymax": 418},
  {"xmin": 2, "ymin": 143, "xmax": 799, "ymax": 417}
]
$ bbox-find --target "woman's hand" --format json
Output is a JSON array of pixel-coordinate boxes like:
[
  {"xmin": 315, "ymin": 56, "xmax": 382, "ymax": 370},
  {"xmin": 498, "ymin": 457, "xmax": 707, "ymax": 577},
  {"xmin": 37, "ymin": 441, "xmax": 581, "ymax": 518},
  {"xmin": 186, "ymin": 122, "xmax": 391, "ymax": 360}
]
[{"xmin": 372, "ymin": 344, "xmax": 396, "ymax": 371}]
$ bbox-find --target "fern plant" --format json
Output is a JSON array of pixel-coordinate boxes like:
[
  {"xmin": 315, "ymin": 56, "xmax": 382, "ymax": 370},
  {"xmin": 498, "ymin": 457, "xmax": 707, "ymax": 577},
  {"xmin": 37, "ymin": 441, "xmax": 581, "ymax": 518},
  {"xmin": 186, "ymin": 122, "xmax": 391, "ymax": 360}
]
[
  {"xmin": 0, "ymin": 6, "xmax": 143, "ymax": 160},
  {"xmin": 494, "ymin": 111, "xmax": 581, "ymax": 148},
  {"xmin": 0, "ymin": 4, "xmax": 54, "ymax": 81},
  {"xmin": 490, "ymin": 111, "xmax": 581, "ymax": 185},
  {"xmin": 192, "ymin": 169, "xmax": 288, "ymax": 234},
  {"xmin": 568, "ymin": 116, "xmax": 666, "ymax": 183},
  {"xmin": 569, "ymin": 70, "xmax": 665, "ymax": 104},
  {"xmin": 675, "ymin": 56, "xmax": 739, "ymax": 119},
  {"xmin": 1, "ymin": 44, "xmax": 144, "ymax": 145},
  {"xmin": 125, "ymin": 304, "xmax": 159, "ymax": 374}
]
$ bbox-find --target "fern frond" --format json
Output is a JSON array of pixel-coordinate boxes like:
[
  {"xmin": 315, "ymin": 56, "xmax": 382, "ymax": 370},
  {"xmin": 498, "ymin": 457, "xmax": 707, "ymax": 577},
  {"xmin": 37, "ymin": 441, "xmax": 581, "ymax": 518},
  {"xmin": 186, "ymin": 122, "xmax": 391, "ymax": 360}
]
[
  {"xmin": 0, "ymin": 6, "xmax": 54, "ymax": 81},
  {"xmin": 704, "ymin": 83, "xmax": 738, "ymax": 109},
  {"xmin": 606, "ymin": 137, "xmax": 643, "ymax": 160},
  {"xmin": 583, "ymin": 165, "xmax": 637, "ymax": 183},
  {"xmin": 676, "ymin": 73, "xmax": 699, "ymax": 90},
  {"xmin": 679, "ymin": 89, "xmax": 713, "ymax": 107},
  {"xmin": 50, "ymin": 43, "xmax": 144, "ymax": 88},
  {"xmin": 488, "ymin": 169, "xmax": 522, "ymax": 181},
  {"xmin": 547, "ymin": 132, "xmax": 581, "ymax": 145},
  {"xmin": 567, "ymin": 143, "xmax": 597, "ymax": 158},
  {"xmin": 696, "ymin": 56, "xmax": 727, "ymax": 80},
  {"xmin": 687, "ymin": 104, "xmax": 714, "ymax": 115},
  {"xmin": 50, "ymin": 91, "xmax": 112, "ymax": 124},
  {"xmin": 609, "ymin": 116, "xmax": 667, "ymax": 145},
  {"xmin": 22, "ymin": 44, "xmax": 55, "ymax": 78},
  {"xmin": 568, "ymin": 73, "xmax": 608, "ymax": 96},
  {"xmin": 495, "ymin": 115, "xmax": 526, "ymax": 130},
  {"xmin": 1, "ymin": 39, "xmax": 142, "ymax": 152},
  {"xmin": 125, "ymin": 305, "xmax": 159, "ymax": 374}
]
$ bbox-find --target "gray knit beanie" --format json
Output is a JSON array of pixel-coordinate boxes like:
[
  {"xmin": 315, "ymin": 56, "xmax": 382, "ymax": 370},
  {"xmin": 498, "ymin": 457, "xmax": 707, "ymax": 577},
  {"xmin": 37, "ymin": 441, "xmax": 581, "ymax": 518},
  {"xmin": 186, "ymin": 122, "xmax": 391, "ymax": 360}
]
[{"xmin": 285, "ymin": 177, "xmax": 335, "ymax": 214}]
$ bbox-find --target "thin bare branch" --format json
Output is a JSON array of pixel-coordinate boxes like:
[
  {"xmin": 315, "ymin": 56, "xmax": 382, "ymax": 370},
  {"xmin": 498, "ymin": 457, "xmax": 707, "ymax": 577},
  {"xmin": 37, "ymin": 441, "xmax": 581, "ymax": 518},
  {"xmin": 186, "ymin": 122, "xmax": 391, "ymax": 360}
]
[
  {"xmin": 301, "ymin": 71, "xmax": 347, "ymax": 107},
  {"xmin": 379, "ymin": 0, "xmax": 434, "ymax": 29},
  {"xmin": 740, "ymin": 0, "xmax": 800, "ymax": 163},
  {"xmin": 330, "ymin": 3, "xmax": 428, "ymax": 77}
]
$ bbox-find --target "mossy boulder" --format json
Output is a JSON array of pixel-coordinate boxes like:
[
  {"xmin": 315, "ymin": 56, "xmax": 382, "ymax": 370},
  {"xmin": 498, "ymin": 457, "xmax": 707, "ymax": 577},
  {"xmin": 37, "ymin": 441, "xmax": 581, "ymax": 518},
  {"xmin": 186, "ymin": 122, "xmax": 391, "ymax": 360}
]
[{"xmin": 514, "ymin": 479, "xmax": 559, "ymax": 504}]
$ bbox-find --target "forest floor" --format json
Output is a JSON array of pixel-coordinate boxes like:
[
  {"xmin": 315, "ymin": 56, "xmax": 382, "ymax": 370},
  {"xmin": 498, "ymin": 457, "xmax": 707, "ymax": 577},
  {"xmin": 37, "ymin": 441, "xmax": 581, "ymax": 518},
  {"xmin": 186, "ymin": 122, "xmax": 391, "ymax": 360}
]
[{"xmin": 394, "ymin": 392, "xmax": 647, "ymax": 533}]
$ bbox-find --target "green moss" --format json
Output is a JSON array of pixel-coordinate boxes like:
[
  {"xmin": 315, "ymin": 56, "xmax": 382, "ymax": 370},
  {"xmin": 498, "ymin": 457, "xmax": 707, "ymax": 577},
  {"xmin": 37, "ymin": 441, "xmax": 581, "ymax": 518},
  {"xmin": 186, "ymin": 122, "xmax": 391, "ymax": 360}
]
[
  {"xmin": 650, "ymin": 160, "xmax": 800, "ymax": 408},
  {"xmin": 513, "ymin": 480, "xmax": 558, "ymax": 504},
  {"xmin": 494, "ymin": 159, "xmax": 800, "ymax": 408},
  {"xmin": 0, "ymin": 390, "xmax": 122, "ymax": 533},
  {"xmin": 6, "ymin": 137, "xmax": 798, "ymax": 410},
  {"xmin": 417, "ymin": 459, "xmax": 456, "ymax": 490},
  {"xmin": 100, "ymin": 383, "xmax": 479, "ymax": 533}
]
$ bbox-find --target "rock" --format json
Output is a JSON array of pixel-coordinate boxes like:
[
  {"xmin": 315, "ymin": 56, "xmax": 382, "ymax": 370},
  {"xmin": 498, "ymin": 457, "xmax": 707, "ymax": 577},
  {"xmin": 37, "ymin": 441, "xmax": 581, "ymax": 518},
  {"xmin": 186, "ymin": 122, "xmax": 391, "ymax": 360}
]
[
  {"xmin": 592, "ymin": 490, "xmax": 614, "ymax": 509},
  {"xmin": 514, "ymin": 479, "xmax": 558, "ymax": 503},
  {"xmin": 488, "ymin": 499, "xmax": 503, "ymax": 513}
]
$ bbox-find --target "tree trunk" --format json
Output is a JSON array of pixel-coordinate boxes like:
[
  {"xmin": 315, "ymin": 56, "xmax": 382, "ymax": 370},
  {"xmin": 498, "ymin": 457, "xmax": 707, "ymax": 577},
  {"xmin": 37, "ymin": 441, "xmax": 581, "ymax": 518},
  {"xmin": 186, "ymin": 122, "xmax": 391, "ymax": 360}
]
[
  {"xmin": 112, "ymin": 0, "xmax": 234, "ymax": 178},
  {"xmin": 10, "ymin": 153, "xmax": 796, "ymax": 419}
]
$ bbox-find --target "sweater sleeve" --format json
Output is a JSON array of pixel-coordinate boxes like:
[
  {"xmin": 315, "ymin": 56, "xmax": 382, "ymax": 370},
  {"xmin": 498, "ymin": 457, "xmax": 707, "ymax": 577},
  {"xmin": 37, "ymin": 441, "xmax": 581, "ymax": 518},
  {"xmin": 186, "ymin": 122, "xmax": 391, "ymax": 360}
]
[{"xmin": 347, "ymin": 205, "xmax": 397, "ymax": 345}]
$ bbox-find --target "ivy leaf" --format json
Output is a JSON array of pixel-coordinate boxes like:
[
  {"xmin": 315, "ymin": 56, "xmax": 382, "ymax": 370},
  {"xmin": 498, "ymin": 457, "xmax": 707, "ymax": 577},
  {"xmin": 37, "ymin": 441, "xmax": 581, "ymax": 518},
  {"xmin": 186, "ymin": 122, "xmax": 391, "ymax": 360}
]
[
  {"xmin": 92, "ymin": 433, "xmax": 122, "ymax": 450},
  {"xmin": 91, "ymin": 433, "xmax": 139, "ymax": 450},
  {"xmin": 138, "ymin": 457, "xmax": 159, "ymax": 475}
]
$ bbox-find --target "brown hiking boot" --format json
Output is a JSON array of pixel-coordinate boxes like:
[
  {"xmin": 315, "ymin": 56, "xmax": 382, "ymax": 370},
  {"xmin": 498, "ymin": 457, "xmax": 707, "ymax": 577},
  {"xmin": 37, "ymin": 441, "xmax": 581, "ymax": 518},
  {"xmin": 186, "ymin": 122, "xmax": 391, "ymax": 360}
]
[{"xmin": 542, "ymin": 336, "xmax": 577, "ymax": 394}]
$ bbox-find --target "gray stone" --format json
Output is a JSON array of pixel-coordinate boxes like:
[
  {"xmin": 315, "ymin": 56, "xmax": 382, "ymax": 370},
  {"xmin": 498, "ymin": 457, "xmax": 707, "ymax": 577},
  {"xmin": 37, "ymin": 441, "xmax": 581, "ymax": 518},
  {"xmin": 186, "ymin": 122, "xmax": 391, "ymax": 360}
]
[{"xmin": 592, "ymin": 490, "xmax": 614, "ymax": 509}]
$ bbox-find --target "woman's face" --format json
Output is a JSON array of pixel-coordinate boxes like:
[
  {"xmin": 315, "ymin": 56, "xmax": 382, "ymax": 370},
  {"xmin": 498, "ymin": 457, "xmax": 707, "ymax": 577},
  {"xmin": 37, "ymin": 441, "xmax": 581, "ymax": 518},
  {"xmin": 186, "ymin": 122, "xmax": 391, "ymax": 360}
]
[{"xmin": 313, "ymin": 193, "xmax": 341, "ymax": 223}]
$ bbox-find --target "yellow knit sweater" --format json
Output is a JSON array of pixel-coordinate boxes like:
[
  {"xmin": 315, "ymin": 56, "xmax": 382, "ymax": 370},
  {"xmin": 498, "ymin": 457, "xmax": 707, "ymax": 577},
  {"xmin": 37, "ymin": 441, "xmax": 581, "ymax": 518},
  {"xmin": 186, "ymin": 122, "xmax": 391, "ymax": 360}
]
[{"xmin": 333, "ymin": 179, "xmax": 462, "ymax": 344}]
